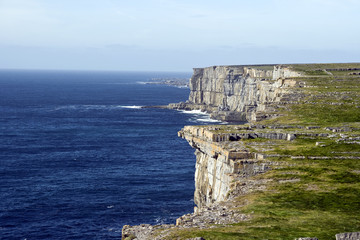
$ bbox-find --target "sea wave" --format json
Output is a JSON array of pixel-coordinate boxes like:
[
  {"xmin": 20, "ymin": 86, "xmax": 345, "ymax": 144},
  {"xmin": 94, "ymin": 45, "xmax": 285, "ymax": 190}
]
[
  {"xmin": 195, "ymin": 118, "xmax": 223, "ymax": 123},
  {"xmin": 119, "ymin": 105, "xmax": 143, "ymax": 109},
  {"xmin": 176, "ymin": 85, "xmax": 189, "ymax": 89},
  {"xmin": 53, "ymin": 105, "xmax": 143, "ymax": 111},
  {"xmin": 178, "ymin": 109, "xmax": 208, "ymax": 115},
  {"xmin": 178, "ymin": 109, "xmax": 225, "ymax": 124}
]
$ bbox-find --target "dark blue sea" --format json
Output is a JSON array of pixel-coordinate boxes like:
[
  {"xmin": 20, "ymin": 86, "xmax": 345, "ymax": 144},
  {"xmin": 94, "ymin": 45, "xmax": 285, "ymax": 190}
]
[{"xmin": 0, "ymin": 70, "xmax": 222, "ymax": 239}]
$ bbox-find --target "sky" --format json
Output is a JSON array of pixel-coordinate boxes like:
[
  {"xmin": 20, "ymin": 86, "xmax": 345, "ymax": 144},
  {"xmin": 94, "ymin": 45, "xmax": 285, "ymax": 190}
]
[{"xmin": 0, "ymin": 0, "xmax": 359, "ymax": 71}]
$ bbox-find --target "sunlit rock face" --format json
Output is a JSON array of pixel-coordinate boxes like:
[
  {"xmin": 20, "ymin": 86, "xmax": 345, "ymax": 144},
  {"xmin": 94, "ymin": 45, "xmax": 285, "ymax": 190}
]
[
  {"xmin": 174, "ymin": 64, "xmax": 302, "ymax": 122},
  {"xmin": 178, "ymin": 126, "xmax": 271, "ymax": 208}
]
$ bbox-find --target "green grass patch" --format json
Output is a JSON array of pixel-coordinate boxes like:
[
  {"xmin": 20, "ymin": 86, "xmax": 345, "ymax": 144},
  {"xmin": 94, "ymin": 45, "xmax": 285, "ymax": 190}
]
[
  {"xmin": 303, "ymin": 70, "xmax": 328, "ymax": 76},
  {"xmin": 274, "ymin": 140, "xmax": 360, "ymax": 157},
  {"xmin": 329, "ymin": 172, "xmax": 360, "ymax": 183},
  {"xmin": 289, "ymin": 104, "xmax": 360, "ymax": 125}
]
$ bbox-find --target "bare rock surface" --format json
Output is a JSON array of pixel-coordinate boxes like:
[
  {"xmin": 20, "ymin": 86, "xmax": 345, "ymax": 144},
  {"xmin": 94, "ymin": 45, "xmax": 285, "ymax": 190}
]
[{"xmin": 336, "ymin": 232, "xmax": 360, "ymax": 240}]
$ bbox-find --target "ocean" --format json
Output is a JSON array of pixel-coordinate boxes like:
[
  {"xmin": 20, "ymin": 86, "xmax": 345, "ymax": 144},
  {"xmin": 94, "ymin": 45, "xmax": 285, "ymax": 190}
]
[{"xmin": 0, "ymin": 70, "xmax": 222, "ymax": 239}]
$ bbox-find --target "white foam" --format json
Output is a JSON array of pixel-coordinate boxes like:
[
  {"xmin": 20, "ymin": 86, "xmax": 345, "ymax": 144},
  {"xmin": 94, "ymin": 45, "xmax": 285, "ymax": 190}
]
[
  {"xmin": 176, "ymin": 85, "xmax": 189, "ymax": 89},
  {"xmin": 54, "ymin": 105, "xmax": 78, "ymax": 110},
  {"xmin": 119, "ymin": 105, "xmax": 143, "ymax": 109},
  {"xmin": 196, "ymin": 118, "xmax": 223, "ymax": 123},
  {"xmin": 136, "ymin": 81, "xmax": 148, "ymax": 84},
  {"xmin": 83, "ymin": 105, "xmax": 107, "ymax": 109},
  {"xmin": 178, "ymin": 109, "xmax": 226, "ymax": 124},
  {"xmin": 179, "ymin": 109, "xmax": 208, "ymax": 115},
  {"xmin": 155, "ymin": 217, "xmax": 165, "ymax": 224},
  {"xmin": 53, "ymin": 104, "xmax": 143, "ymax": 111}
]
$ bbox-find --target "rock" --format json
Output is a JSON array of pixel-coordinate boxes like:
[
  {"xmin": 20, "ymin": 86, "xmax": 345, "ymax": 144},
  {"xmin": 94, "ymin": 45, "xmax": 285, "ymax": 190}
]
[
  {"xmin": 180, "ymin": 126, "xmax": 271, "ymax": 208},
  {"xmin": 335, "ymin": 232, "xmax": 360, "ymax": 240},
  {"xmin": 287, "ymin": 133, "xmax": 296, "ymax": 141},
  {"xmin": 295, "ymin": 238, "xmax": 318, "ymax": 240},
  {"xmin": 122, "ymin": 224, "xmax": 154, "ymax": 240},
  {"xmin": 315, "ymin": 142, "xmax": 326, "ymax": 147},
  {"xmin": 306, "ymin": 126, "xmax": 320, "ymax": 130},
  {"xmin": 273, "ymin": 65, "xmax": 302, "ymax": 80},
  {"xmin": 121, "ymin": 224, "xmax": 175, "ymax": 240},
  {"xmin": 278, "ymin": 178, "xmax": 301, "ymax": 183}
]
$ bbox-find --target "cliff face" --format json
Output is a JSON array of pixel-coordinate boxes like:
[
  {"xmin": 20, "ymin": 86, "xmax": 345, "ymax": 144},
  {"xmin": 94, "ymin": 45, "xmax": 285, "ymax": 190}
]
[
  {"xmin": 170, "ymin": 65, "xmax": 302, "ymax": 122},
  {"xmin": 178, "ymin": 126, "xmax": 271, "ymax": 208}
]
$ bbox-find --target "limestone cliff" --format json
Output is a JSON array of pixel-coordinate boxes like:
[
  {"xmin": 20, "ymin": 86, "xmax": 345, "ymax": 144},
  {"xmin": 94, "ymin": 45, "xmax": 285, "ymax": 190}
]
[
  {"xmin": 122, "ymin": 63, "xmax": 360, "ymax": 240},
  {"xmin": 178, "ymin": 126, "xmax": 271, "ymax": 208},
  {"xmin": 169, "ymin": 64, "xmax": 302, "ymax": 122}
]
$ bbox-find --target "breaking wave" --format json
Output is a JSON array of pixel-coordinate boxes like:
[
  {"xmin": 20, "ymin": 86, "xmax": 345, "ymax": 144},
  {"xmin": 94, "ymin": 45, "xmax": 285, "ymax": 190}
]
[
  {"xmin": 53, "ymin": 105, "xmax": 143, "ymax": 111},
  {"xmin": 178, "ymin": 109, "xmax": 225, "ymax": 124},
  {"xmin": 119, "ymin": 105, "xmax": 143, "ymax": 109}
]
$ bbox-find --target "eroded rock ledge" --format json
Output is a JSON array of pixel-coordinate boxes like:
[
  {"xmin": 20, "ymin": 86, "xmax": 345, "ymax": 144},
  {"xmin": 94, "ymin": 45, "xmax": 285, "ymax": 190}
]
[{"xmin": 178, "ymin": 126, "xmax": 274, "ymax": 209}]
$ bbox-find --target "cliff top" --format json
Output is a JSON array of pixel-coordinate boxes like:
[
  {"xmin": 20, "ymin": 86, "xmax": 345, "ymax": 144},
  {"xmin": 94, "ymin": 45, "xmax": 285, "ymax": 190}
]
[
  {"xmin": 262, "ymin": 64, "xmax": 360, "ymax": 126},
  {"xmin": 194, "ymin": 62, "xmax": 360, "ymax": 71}
]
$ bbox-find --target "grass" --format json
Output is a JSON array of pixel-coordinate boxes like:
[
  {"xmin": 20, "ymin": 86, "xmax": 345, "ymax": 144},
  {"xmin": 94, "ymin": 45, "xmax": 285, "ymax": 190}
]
[
  {"xmin": 289, "ymin": 104, "xmax": 360, "ymax": 125},
  {"xmin": 291, "ymin": 63, "xmax": 360, "ymax": 73},
  {"xmin": 302, "ymin": 70, "xmax": 328, "ymax": 76},
  {"xmin": 274, "ymin": 139, "xmax": 360, "ymax": 157}
]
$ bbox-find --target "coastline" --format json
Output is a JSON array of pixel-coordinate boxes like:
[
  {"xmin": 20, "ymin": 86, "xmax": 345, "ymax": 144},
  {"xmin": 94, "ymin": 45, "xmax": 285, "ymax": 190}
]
[{"xmin": 123, "ymin": 63, "xmax": 360, "ymax": 240}]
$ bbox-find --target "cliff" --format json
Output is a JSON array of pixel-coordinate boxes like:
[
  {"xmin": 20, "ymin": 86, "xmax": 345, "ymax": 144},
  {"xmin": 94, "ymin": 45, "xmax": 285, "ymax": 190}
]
[
  {"xmin": 169, "ymin": 64, "xmax": 302, "ymax": 122},
  {"xmin": 178, "ymin": 125, "xmax": 275, "ymax": 209},
  {"xmin": 122, "ymin": 63, "xmax": 360, "ymax": 240}
]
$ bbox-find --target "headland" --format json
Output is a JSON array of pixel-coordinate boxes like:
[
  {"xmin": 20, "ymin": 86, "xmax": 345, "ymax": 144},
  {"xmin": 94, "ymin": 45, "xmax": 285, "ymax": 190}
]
[{"xmin": 123, "ymin": 63, "xmax": 360, "ymax": 240}]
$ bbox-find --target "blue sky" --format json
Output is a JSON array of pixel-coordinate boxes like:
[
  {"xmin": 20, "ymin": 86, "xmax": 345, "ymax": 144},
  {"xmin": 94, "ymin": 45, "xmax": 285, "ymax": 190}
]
[{"xmin": 0, "ymin": 0, "xmax": 359, "ymax": 71}]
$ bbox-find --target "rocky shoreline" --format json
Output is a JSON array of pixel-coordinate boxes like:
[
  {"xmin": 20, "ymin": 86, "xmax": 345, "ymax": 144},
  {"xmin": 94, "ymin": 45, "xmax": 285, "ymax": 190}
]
[{"xmin": 142, "ymin": 77, "xmax": 189, "ymax": 88}]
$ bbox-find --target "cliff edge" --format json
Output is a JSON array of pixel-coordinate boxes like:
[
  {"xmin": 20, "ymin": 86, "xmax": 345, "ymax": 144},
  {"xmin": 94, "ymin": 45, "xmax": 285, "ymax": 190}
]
[{"xmin": 122, "ymin": 63, "xmax": 360, "ymax": 240}]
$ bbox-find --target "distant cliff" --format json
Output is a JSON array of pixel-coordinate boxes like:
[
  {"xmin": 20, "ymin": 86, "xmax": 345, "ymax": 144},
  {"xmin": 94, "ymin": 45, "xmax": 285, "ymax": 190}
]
[{"xmin": 169, "ymin": 64, "xmax": 302, "ymax": 122}]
